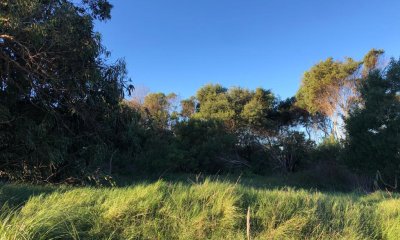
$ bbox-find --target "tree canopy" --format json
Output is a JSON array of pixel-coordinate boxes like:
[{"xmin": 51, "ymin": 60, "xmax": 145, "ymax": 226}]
[
  {"xmin": 345, "ymin": 59, "xmax": 400, "ymax": 184},
  {"xmin": 0, "ymin": 0, "xmax": 131, "ymax": 182},
  {"xmin": 295, "ymin": 50, "xmax": 385, "ymax": 138}
]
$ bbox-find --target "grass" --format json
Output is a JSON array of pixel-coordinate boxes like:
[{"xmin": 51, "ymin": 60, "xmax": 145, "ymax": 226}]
[{"xmin": 0, "ymin": 177, "xmax": 399, "ymax": 239}]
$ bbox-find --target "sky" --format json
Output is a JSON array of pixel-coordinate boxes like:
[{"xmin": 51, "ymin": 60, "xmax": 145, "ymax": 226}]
[{"xmin": 95, "ymin": 0, "xmax": 400, "ymax": 100}]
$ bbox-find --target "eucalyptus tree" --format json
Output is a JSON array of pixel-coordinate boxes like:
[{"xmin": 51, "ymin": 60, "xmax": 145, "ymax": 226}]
[
  {"xmin": 296, "ymin": 57, "xmax": 361, "ymax": 138},
  {"xmin": 0, "ymin": 0, "xmax": 132, "ymax": 182},
  {"xmin": 296, "ymin": 50, "xmax": 385, "ymax": 140}
]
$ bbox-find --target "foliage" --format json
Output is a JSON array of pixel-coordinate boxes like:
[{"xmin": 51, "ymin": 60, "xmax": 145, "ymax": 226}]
[
  {"xmin": 173, "ymin": 119, "xmax": 237, "ymax": 173},
  {"xmin": 193, "ymin": 84, "xmax": 235, "ymax": 123},
  {"xmin": 296, "ymin": 57, "xmax": 361, "ymax": 117},
  {"xmin": 268, "ymin": 131, "xmax": 315, "ymax": 172},
  {"xmin": 142, "ymin": 92, "xmax": 178, "ymax": 129},
  {"xmin": 311, "ymin": 135, "xmax": 343, "ymax": 163},
  {"xmin": 241, "ymin": 88, "xmax": 276, "ymax": 134},
  {"xmin": 0, "ymin": 1, "xmax": 397, "ymax": 188},
  {"xmin": 180, "ymin": 97, "xmax": 196, "ymax": 119},
  {"xmin": 362, "ymin": 49, "xmax": 385, "ymax": 77},
  {"xmin": 134, "ymin": 128, "xmax": 178, "ymax": 173},
  {"xmin": 295, "ymin": 49, "xmax": 386, "ymax": 140},
  {"xmin": 296, "ymin": 57, "xmax": 361, "ymax": 138},
  {"xmin": 0, "ymin": 0, "xmax": 132, "ymax": 182},
  {"xmin": 344, "ymin": 59, "xmax": 400, "ymax": 186}
]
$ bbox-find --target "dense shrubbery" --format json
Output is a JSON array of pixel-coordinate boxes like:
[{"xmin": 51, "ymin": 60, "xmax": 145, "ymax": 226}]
[
  {"xmin": 173, "ymin": 119, "xmax": 236, "ymax": 173},
  {"xmin": 0, "ymin": 0, "xmax": 399, "ymax": 190},
  {"xmin": 121, "ymin": 84, "xmax": 318, "ymax": 177},
  {"xmin": 0, "ymin": 0, "xmax": 131, "ymax": 183}
]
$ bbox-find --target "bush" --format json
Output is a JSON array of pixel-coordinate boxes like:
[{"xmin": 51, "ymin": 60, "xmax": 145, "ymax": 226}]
[
  {"xmin": 267, "ymin": 131, "xmax": 315, "ymax": 173},
  {"xmin": 173, "ymin": 119, "xmax": 237, "ymax": 173}
]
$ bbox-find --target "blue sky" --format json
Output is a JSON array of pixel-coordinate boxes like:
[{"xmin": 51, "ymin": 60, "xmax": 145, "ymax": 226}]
[{"xmin": 95, "ymin": 0, "xmax": 400, "ymax": 100}]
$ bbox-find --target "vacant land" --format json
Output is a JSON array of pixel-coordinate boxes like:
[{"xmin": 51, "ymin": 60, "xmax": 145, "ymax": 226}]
[{"xmin": 0, "ymin": 178, "xmax": 399, "ymax": 240}]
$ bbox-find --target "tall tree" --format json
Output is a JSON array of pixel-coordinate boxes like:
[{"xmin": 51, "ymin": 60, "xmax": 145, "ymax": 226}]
[
  {"xmin": 0, "ymin": 0, "xmax": 130, "ymax": 182},
  {"xmin": 344, "ymin": 58, "xmax": 400, "ymax": 185},
  {"xmin": 296, "ymin": 57, "xmax": 361, "ymax": 138},
  {"xmin": 142, "ymin": 92, "xmax": 177, "ymax": 129}
]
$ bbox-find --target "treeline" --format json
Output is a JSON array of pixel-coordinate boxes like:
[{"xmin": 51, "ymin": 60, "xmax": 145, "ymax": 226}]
[
  {"xmin": 124, "ymin": 53, "xmax": 399, "ymax": 184},
  {"xmin": 126, "ymin": 85, "xmax": 312, "ymax": 174},
  {"xmin": 0, "ymin": 0, "xmax": 399, "ymax": 188}
]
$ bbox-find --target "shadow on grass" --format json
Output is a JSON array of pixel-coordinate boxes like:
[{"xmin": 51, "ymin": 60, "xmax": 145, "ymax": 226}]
[
  {"xmin": 0, "ymin": 165, "xmax": 371, "ymax": 208},
  {"xmin": 0, "ymin": 183, "xmax": 62, "ymax": 207},
  {"xmin": 115, "ymin": 168, "xmax": 364, "ymax": 194}
]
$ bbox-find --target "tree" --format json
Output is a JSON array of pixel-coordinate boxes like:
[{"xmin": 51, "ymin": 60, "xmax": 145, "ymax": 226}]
[
  {"xmin": 227, "ymin": 87, "xmax": 253, "ymax": 129},
  {"xmin": 193, "ymin": 84, "xmax": 234, "ymax": 123},
  {"xmin": 362, "ymin": 49, "xmax": 385, "ymax": 77},
  {"xmin": 0, "ymin": 0, "xmax": 130, "ymax": 182},
  {"xmin": 344, "ymin": 58, "xmax": 400, "ymax": 187},
  {"xmin": 142, "ymin": 92, "xmax": 178, "ymax": 129},
  {"xmin": 296, "ymin": 57, "xmax": 361, "ymax": 138},
  {"xmin": 241, "ymin": 88, "xmax": 276, "ymax": 135},
  {"xmin": 180, "ymin": 97, "xmax": 196, "ymax": 119}
]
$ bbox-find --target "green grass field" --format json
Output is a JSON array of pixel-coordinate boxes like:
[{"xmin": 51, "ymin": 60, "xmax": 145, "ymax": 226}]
[{"xmin": 0, "ymin": 177, "xmax": 399, "ymax": 240}]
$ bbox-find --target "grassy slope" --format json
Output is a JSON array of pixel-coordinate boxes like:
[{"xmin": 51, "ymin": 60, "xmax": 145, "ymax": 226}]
[{"xmin": 0, "ymin": 179, "xmax": 399, "ymax": 240}]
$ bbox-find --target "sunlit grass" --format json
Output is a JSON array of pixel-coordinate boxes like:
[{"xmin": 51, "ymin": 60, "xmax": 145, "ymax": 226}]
[{"xmin": 0, "ymin": 179, "xmax": 399, "ymax": 239}]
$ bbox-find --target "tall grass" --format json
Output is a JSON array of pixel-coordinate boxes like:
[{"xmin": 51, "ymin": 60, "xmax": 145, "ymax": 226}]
[{"xmin": 0, "ymin": 180, "xmax": 399, "ymax": 239}]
